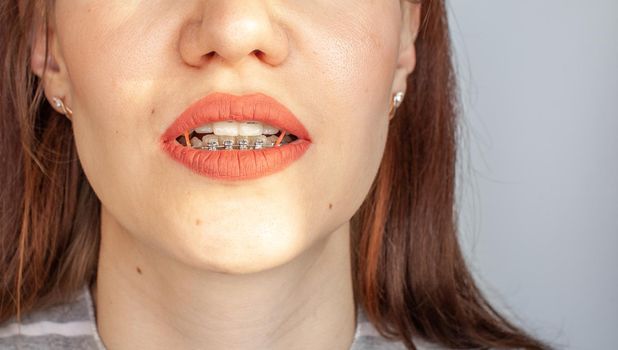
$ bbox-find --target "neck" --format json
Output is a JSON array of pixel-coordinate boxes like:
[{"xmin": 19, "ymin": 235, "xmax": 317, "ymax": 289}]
[{"xmin": 91, "ymin": 206, "xmax": 357, "ymax": 350}]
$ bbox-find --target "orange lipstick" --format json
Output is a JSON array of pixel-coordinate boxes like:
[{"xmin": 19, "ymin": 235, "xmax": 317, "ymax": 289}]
[{"xmin": 160, "ymin": 93, "xmax": 311, "ymax": 181}]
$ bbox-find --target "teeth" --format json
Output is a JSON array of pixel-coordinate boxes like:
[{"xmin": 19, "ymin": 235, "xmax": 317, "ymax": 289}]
[
  {"xmin": 262, "ymin": 124, "xmax": 279, "ymax": 135},
  {"xmin": 190, "ymin": 137, "xmax": 203, "ymax": 148},
  {"xmin": 213, "ymin": 121, "xmax": 239, "ymax": 136},
  {"xmin": 195, "ymin": 123, "xmax": 213, "ymax": 133},
  {"xmin": 266, "ymin": 135, "xmax": 278, "ymax": 147},
  {"xmin": 220, "ymin": 136, "xmax": 235, "ymax": 150},
  {"xmin": 180, "ymin": 122, "xmax": 296, "ymax": 150},
  {"xmin": 202, "ymin": 135, "xmax": 219, "ymax": 150},
  {"xmin": 197, "ymin": 120, "xmax": 279, "ymax": 137},
  {"xmin": 186, "ymin": 134, "xmax": 294, "ymax": 150},
  {"xmin": 253, "ymin": 135, "xmax": 267, "ymax": 149},
  {"xmin": 202, "ymin": 134, "xmax": 218, "ymax": 144},
  {"xmin": 237, "ymin": 137, "xmax": 249, "ymax": 150},
  {"xmin": 238, "ymin": 121, "xmax": 263, "ymax": 136}
]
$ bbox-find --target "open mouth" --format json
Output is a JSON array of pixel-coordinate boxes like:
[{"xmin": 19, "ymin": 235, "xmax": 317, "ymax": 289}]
[
  {"xmin": 161, "ymin": 92, "xmax": 311, "ymax": 180},
  {"xmin": 174, "ymin": 120, "xmax": 300, "ymax": 150}
]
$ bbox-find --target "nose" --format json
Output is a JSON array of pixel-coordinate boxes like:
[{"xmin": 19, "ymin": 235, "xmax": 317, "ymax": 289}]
[{"xmin": 179, "ymin": 1, "xmax": 289, "ymax": 68}]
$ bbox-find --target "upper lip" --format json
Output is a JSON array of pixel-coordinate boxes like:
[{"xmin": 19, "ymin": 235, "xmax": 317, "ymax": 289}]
[{"xmin": 161, "ymin": 92, "xmax": 311, "ymax": 143}]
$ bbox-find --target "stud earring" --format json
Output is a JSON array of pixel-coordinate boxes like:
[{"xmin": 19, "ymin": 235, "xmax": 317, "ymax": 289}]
[
  {"xmin": 388, "ymin": 91, "xmax": 405, "ymax": 118},
  {"xmin": 51, "ymin": 97, "xmax": 73, "ymax": 119}
]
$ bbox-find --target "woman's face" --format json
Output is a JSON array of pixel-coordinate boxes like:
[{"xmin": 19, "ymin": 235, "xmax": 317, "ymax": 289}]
[{"xmin": 35, "ymin": 0, "xmax": 418, "ymax": 273}]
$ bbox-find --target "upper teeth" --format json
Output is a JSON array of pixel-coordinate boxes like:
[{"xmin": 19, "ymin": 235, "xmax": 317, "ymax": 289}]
[{"xmin": 194, "ymin": 121, "xmax": 280, "ymax": 137}]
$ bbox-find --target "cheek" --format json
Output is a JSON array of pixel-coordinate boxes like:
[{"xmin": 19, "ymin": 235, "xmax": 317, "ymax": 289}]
[
  {"xmin": 55, "ymin": 3, "xmax": 181, "ymax": 205},
  {"xmin": 291, "ymin": 9, "xmax": 399, "ymax": 212},
  {"xmin": 58, "ymin": 3, "xmax": 176, "ymax": 126}
]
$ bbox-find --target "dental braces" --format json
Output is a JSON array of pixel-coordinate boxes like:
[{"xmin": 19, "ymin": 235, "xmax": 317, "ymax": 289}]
[
  {"xmin": 179, "ymin": 129, "xmax": 293, "ymax": 150},
  {"xmin": 192, "ymin": 139, "xmax": 283, "ymax": 151}
]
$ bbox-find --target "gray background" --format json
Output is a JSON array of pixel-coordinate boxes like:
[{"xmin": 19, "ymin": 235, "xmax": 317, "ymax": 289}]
[{"xmin": 448, "ymin": 1, "xmax": 618, "ymax": 349}]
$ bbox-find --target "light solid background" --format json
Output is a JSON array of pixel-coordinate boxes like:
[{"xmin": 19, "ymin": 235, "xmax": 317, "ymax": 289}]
[{"xmin": 447, "ymin": 1, "xmax": 618, "ymax": 349}]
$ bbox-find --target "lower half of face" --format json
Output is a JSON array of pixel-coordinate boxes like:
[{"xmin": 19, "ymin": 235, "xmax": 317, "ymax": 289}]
[{"xmin": 60, "ymin": 0, "xmax": 401, "ymax": 273}]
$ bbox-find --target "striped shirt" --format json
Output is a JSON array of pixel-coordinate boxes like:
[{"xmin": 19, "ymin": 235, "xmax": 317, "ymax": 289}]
[{"xmin": 0, "ymin": 284, "xmax": 441, "ymax": 349}]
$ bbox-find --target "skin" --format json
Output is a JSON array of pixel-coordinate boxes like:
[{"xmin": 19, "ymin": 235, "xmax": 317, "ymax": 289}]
[{"xmin": 31, "ymin": 1, "xmax": 420, "ymax": 349}]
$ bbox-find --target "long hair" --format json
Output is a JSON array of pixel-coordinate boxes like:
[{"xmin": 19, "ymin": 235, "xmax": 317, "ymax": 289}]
[{"xmin": 1, "ymin": 1, "xmax": 551, "ymax": 349}]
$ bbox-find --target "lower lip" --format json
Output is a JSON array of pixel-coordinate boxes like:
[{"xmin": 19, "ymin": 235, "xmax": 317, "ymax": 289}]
[{"xmin": 161, "ymin": 139, "xmax": 311, "ymax": 181}]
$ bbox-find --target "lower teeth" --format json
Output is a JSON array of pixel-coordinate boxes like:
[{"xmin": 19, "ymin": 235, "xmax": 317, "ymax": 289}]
[{"xmin": 177, "ymin": 133, "xmax": 296, "ymax": 150}]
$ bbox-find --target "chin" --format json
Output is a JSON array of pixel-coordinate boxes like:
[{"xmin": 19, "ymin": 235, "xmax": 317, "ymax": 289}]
[{"xmin": 163, "ymin": 214, "xmax": 311, "ymax": 276}]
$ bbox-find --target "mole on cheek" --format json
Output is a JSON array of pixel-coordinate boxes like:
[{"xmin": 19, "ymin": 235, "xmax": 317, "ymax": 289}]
[
  {"xmin": 328, "ymin": 203, "xmax": 333, "ymax": 209},
  {"xmin": 195, "ymin": 219, "xmax": 202, "ymax": 226},
  {"xmin": 151, "ymin": 108, "xmax": 155, "ymax": 115},
  {"xmin": 136, "ymin": 266, "xmax": 142, "ymax": 274}
]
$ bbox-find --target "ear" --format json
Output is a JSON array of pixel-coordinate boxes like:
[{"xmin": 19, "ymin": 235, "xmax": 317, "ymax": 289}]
[
  {"xmin": 30, "ymin": 7, "xmax": 73, "ymax": 119},
  {"xmin": 390, "ymin": 1, "xmax": 421, "ymax": 118}
]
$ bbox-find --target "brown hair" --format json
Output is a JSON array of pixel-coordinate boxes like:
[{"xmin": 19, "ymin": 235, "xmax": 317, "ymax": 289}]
[{"xmin": 1, "ymin": 0, "xmax": 552, "ymax": 349}]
